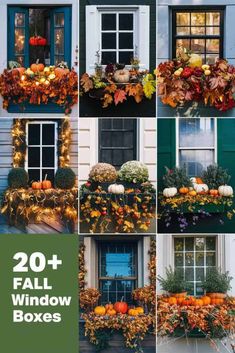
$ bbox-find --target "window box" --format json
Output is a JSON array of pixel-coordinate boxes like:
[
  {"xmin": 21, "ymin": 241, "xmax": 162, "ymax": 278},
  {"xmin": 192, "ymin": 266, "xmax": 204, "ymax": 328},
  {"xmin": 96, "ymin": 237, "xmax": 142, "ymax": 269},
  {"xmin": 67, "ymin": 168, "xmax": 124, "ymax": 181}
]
[
  {"xmin": 0, "ymin": 68, "xmax": 78, "ymax": 115},
  {"xmin": 80, "ymin": 192, "xmax": 156, "ymax": 234},
  {"xmin": 1, "ymin": 187, "xmax": 78, "ymax": 233}
]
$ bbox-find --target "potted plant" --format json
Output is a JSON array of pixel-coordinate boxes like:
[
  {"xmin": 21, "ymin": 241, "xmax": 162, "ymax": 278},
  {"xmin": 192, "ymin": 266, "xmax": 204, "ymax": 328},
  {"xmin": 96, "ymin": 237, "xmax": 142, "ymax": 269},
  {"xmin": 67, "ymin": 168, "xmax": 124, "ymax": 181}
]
[
  {"xmin": 88, "ymin": 163, "xmax": 118, "ymax": 191},
  {"xmin": 118, "ymin": 160, "xmax": 149, "ymax": 189},
  {"xmin": 158, "ymin": 266, "xmax": 187, "ymax": 298},
  {"xmin": 162, "ymin": 166, "xmax": 192, "ymax": 196},
  {"xmin": 202, "ymin": 165, "xmax": 231, "ymax": 196},
  {"xmin": 202, "ymin": 268, "xmax": 233, "ymax": 299}
]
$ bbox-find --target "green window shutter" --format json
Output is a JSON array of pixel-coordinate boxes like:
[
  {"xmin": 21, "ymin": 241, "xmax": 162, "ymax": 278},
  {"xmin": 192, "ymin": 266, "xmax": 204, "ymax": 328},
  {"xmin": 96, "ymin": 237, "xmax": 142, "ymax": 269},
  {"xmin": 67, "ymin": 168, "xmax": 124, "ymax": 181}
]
[
  {"xmin": 217, "ymin": 119, "xmax": 235, "ymax": 189},
  {"xmin": 157, "ymin": 119, "xmax": 176, "ymax": 190}
]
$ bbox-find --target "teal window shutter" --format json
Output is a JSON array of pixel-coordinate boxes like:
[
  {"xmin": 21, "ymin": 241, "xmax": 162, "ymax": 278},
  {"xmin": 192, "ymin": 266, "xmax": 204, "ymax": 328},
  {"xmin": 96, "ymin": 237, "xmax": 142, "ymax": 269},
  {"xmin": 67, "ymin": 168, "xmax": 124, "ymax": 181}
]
[
  {"xmin": 157, "ymin": 119, "xmax": 176, "ymax": 190},
  {"xmin": 50, "ymin": 7, "xmax": 72, "ymax": 67},
  {"xmin": 8, "ymin": 7, "xmax": 29, "ymax": 67}
]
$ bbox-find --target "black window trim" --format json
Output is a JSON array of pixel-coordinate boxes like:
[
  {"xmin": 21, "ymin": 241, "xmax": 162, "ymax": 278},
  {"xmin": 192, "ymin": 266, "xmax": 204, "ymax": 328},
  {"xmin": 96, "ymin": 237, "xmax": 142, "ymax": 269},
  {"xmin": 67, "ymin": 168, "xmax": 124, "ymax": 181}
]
[{"xmin": 171, "ymin": 6, "xmax": 225, "ymax": 61}]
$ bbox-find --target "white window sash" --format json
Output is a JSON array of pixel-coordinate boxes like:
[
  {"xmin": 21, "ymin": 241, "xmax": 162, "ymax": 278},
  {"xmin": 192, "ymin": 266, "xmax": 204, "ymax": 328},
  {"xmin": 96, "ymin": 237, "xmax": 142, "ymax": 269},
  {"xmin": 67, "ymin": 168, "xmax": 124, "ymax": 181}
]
[
  {"xmin": 86, "ymin": 5, "xmax": 150, "ymax": 74},
  {"xmin": 25, "ymin": 121, "xmax": 58, "ymax": 181}
]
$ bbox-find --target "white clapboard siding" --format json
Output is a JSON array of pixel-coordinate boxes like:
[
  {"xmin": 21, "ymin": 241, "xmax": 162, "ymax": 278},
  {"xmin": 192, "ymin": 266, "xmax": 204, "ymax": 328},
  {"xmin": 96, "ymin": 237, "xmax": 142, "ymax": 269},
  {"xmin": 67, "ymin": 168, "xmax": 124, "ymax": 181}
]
[
  {"xmin": 78, "ymin": 118, "xmax": 157, "ymax": 186},
  {"xmin": 0, "ymin": 119, "xmax": 13, "ymax": 195},
  {"xmin": 69, "ymin": 117, "xmax": 78, "ymax": 176}
]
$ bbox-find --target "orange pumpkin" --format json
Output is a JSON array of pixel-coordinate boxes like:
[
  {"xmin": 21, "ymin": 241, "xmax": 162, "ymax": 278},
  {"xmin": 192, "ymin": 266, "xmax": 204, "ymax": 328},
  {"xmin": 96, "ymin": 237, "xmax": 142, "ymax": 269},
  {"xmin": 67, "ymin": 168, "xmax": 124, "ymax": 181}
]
[
  {"xmin": 32, "ymin": 181, "xmax": 42, "ymax": 189},
  {"xmin": 114, "ymin": 300, "xmax": 128, "ymax": 314},
  {"xmin": 106, "ymin": 308, "xmax": 116, "ymax": 316},
  {"xmin": 54, "ymin": 67, "xmax": 69, "ymax": 78},
  {"xmin": 135, "ymin": 307, "xmax": 144, "ymax": 314},
  {"xmin": 209, "ymin": 189, "xmax": 219, "ymax": 196},
  {"xmin": 177, "ymin": 297, "xmax": 185, "ymax": 306},
  {"xmin": 179, "ymin": 187, "xmax": 189, "ymax": 194},
  {"xmin": 168, "ymin": 297, "xmax": 177, "ymax": 305},
  {"xmin": 202, "ymin": 296, "xmax": 211, "ymax": 305},
  {"xmin": 193, "ymin": 299, "xmax": 204, "ymax": 307},
  {"xmin": 182, "ymin": 298, "xmax": 192, "ymax": 306},
  {"xmin": 105, "ymin": 303, "xmax": 114, "ymax": 311},
  {"xmin": 128, "ymin": 308, "xmax": 139, "ymax": 316},
  {"xmin": 94, "ymin": 306, "xmax": 106, "ymax": 316},
  {"xmin": 189, "ymin": 190, "xmax": 197, "ymax": 196},
  {"xmin": 196, "ymin": 177, "xmax": 204, "ymax": 184},
  {"xmin": 42, "ymin": 175, "xmax": 52, "ymax": 189},
  {"xmin": 31, "ymin": 62, "xmax": 45, "ymax": 73}
]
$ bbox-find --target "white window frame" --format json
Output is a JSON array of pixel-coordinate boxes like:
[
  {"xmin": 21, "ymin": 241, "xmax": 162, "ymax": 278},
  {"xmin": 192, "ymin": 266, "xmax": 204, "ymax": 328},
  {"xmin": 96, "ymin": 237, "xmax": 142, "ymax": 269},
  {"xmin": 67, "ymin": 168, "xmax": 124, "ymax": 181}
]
[
  {"xmin": 173, "ymin": 235, "xmax": 218, "ymax": 296},
  {"xmin": 86, "ymin": 5, "xmax": 150, "ymax": 73},
  {"xmin": 176, "ymin": 118, "xmax": 217, "ymax": 174},
  {"xmin": 25, "ymin": 121, "xmax": 58, "ymax": 181}
]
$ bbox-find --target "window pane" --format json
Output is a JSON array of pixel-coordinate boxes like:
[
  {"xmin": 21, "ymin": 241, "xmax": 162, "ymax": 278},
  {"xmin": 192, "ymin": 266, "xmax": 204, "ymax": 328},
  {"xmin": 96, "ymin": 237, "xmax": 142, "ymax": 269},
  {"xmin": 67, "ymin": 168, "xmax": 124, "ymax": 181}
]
[
  {"xmin": 42, "ymin": 147, "xmax": 55, "ymax": 167},
  {"xmin": 206, "ymin": 252, "xmax": 216, "ymax": 266},
  {"xmin": 176, "ymin": 27, "xmax": 190, "ymax": 35},
  {"xmin": 100, "ymin": 150, "xmax": 112, "ymax": 165},
  {"xmin": 191, "ymin": 39, "xmax": 205, "ymax": 53},
  {"xmin": 176, "ymin": 13, "xmax": 190, "ymax": 26},
  {"xmin": 175, "ymin": 238, "xmax": 184, "ymax": 251},
  {"xmin": 119, "ymin": 33, "xmax": 133, "ymax": 49},
  {"xmin": 101, "ymin": 51, "xmax": 116, "ymax": 65},
  {"xmin": 175, "ymin": 253, "xmax": 183, "ymax": 266},
  {"xmin": 42, "ymin": 124, "xmax": 55, "ymax": 145},
  {"xmin": 102, "ymin": 33, "xmax": 116, "ymax": 49},
  {"xmin": 185, "ymin": 268, "xmax": 194, "ymax": 281},
  {"xmin": 196, "ymin": 268, "xmax": 204, "ymax": 281},
  {"xmin": 15, "ymin": 13, "xmax": 25, "ymax": 27},
  {"xmin": 28, "ymin": 147, "xmax": 40, "ymax": 167},
  {"xmin": 195, "ymin": 238, "xmax": 205, "ymax": 251},
  {"xmin": 55, "ymin": 28, "xmax": 64, "ymax": 55},
  {"xmin": 179, "ymin": 150, "xmax": 214, "ymax": 177},
  {"xmin": 28, "ymin": 169, "xmax": 40, "ymax": 184},
  {"xmin": 123, "ymin": 132, "xmax": 133, "ymax": 148},
  {"xmin": 119, "ymin": 14, "xmax": 133, "ymax": 30},
  {"xmin": 101, "ymin": 119, "xmax": 112, "ymax": 129},
  {"xmin": 28, "ymin": 124, "xmax": 40, "ymax": 145},
  {"xmin": 112, "ymin": 150, "xmax": 123, "ymax": 167},
  {"xmin": 176, "ymin": 39, "xmax": 190, "ymax": 52},
  {"xmin": 206, "ymin": 27, "xmax": 220, "ymax": 35},
  {"xmin": 185, "ymin": 238, "xmax": 194, "ymax": 251},
  {"xmin": 191, "ymin": 27, "xmax": 205, "ymax": 35},
  {"xmin": 206, "ymin": 237, "xmax": 216, "ymax": 251},
  {"xmin": 206, "ymin": 53, "xmax": 219, "ymax": 64},
  {"xmin": 101, "ymin": 131, "xmax": 112, "ymax": 147},
  {"xmin": 196, "ymin": 252, "xmax": 204, "ymax": 266},
  {"xmin": 185, "ymin": 253, "xmax": 194, "ymax": 266},
  {"xmin": 119, "ymin": 51, "xmax": 133, "ymax": 64},
  {"xmin": 55, "ymin": 13, "xmax": 64, "ymax": 27},
  {"xmin": 206, "ymin": 39, "xmax": 219, "ymax": 53},
  {"xmin": 15, "ymin": 28, "xmax": 25, "ymax": 54},
  {"xmin": 206, "ymin": 12, "xmax": 220, "ymax": 26},
  {"xmin": 191, "ymin": 13, "xmax": 205, "ymax": 26},
  {"xmin": 179, "ymin": 118, "xmax": 214, "ymax": 148},
  {"xmin": 102, "ymin": 14, "xmax": 116, "ymax": 30},
  {"xmin": 55, "ymin": 55, "xmax": 65, "ymax": 65}
]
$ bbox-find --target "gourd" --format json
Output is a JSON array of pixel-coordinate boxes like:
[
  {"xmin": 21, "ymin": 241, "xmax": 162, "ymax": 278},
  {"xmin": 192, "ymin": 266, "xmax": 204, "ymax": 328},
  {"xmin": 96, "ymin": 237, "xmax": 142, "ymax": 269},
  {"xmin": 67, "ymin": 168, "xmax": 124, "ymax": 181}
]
[
  {"xmin": 194, "ymin": 183, "xmax": 209, "ymax": 194},
  {"xmin": 106, "ymin": 308, "xmax": 116, "ymax": 316},
  {"xmin": 94, "ymin": 306, "xmax": 106, "ymax": 316},
  {"xmin": 218, "ymin": 185, "xmax": 233, "ymax": 197},
  {"xmin": 108, "ymin": 184, "xmax": 125, "ymax": 194},
  {"xmin": 32, "ymin": 181, "xmax": 42, "ymax": 189},
  {"xmin": 105, "ymin": 303, "xmax": 114, "ymax": 311},
  {"xmin": 114, "ymin": 300, "xmax": 128, "ymax": 314},
  {"xmin": 188, "ymin": 190, "xmax": 197, "ymax": 196},
  {"xmin": 42, "ymin": 175, "xmax": 52, "ymax": 190},
  {"xmin": 135, "ymin": 307, "xmax": 144, "ymax": 314},
  {"xmin": 209, "ymin": 189, "xmax": 219, "ymax": 196},
  {"xmin": 30, "ymin": 60, "xmax": 45, "ymax": 73},
  {"xmin": 113, "ymin": 69, "xmax": 130, "ymax": 83},
  {"xmin": 179, "ymin": 187, "xmax": 189, "ymax": 194},
  {"xmin": 128, "ymin": 308, "xmax": 139, "ymax": 316},
  {"xmin": 163, "ymin": 187, "xmax": 177, "ymax": 197}
]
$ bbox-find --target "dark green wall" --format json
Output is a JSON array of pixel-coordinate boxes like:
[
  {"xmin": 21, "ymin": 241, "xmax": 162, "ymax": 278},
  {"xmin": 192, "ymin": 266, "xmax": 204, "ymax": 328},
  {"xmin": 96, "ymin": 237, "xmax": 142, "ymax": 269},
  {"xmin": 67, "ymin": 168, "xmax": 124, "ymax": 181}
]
[
  {"xmin": 79, "ymin": 0, "xmax": 156, "ymax": 117},
  {"xmin": 158, "ymin": 118, "xmax": 235, "ymax": 234}
]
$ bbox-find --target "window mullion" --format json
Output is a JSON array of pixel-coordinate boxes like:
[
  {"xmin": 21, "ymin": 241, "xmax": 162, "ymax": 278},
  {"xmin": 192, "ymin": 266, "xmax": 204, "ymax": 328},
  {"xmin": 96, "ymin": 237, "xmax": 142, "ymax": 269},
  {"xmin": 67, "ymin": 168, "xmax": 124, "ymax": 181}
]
[{"xmin": 117, "ymin": 12, "xmax": 119, "ymax": 63}]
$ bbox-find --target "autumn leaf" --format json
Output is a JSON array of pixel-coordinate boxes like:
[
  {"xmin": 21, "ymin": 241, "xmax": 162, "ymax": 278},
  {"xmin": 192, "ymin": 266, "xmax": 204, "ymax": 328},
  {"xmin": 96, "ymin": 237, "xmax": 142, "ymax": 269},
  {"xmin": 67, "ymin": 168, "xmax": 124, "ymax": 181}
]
[
  {"xmin": 90, "ymin": 210, "xmax": 101, "ymax": 218},
  {"xmin": 209, "ymin": 76, "xmax": 227, "ymax": 90},
  {"xmin": 161, "ymin": 96, "xmax": 177, "ymax": 108},
  {"xmin": 102, "ymin": 93, "xmax": 113, "ymax": 108},
  {"xmin": 126, "ymin": 83, "xmax": 144, "ymax": 103},
  {"xmin": 114, "ymin": 89, "xmax": 127, "ymax": 105},
  {"xmin": 80, "ymin": 73, "xmax": 93, "ymax": 92},
  {"xmin": 105, "ymin": 83, "xmax": 117, "ymax": 94},
  {"xmin": 143, "ymin": 80, "xmax": 156, "ymax": 99}
]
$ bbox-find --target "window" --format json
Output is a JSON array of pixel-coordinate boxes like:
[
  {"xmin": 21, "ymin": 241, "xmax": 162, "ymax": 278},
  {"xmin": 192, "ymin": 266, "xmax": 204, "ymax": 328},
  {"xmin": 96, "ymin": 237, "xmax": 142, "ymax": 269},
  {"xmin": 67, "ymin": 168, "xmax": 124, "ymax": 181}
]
[
  {"xmin": 172, "ymin": 9, "xmax": 224, "ymax": 64},
  {"xmin": 99, "ymin": 119, "xmax": 137, "ymax": 169},
  {"xmin": 26, "ymin": 121, "xmax": 58, "ymax": 185},
  {"xmin": 86, "ymin": 6, "xmax": 150, "ymax": 73},
  {"xmin": 100, "ymin": 11, "xmax": 135, "ymax": 65},
  {"xmin": 99, "ymin": 242, "xmax": 137, "ymax": 304},
  {"xmin": 174, "ymin": 236, "xmax": 216, "ymax": 296},
  {"xmin": 8, "ymin": 6, "xmax": 71, "ymax": 67},
  {"xmin": 178, "ymin": 118, "xmax": 216, "ymax": 177}
]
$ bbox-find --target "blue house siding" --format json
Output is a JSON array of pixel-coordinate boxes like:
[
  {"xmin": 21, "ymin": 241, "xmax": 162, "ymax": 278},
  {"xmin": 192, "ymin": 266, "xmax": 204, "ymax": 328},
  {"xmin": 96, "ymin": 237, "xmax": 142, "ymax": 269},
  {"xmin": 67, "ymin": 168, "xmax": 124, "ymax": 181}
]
[{"xmin": 157, "ymin": 0, "xmax": 235, "ymax": 117}]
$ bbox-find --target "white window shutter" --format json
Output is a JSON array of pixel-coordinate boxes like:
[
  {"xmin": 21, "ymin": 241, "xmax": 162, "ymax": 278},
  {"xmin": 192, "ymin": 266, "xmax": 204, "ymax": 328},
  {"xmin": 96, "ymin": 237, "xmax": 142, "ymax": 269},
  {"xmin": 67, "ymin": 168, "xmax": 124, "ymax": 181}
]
[
  {"xmin": 86, "ymin": 6, "xmax": 99, "ymax": 74},
  {"xmin": 138, "ymin": 6, "xmax": 150, "ymax": 70}
]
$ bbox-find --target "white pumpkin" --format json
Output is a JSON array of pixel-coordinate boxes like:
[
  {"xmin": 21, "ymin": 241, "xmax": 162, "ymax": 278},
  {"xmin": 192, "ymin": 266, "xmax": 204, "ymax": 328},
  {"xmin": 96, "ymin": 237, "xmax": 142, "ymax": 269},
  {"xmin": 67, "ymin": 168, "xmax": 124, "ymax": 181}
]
[
  {"xmin": 194, "ymin": 184, "xmax": 209, "ymax": 194},
  {"xmin": 163, "ymin": 187, "xmax": 177, "ymax": 198},
  {"xmin": 108, "ymin": 184, "xmax": 125, "ymax": 194},
  {"xmin": 190, "ymin": 177, "xmax": 197, "ymax": 183},
  {"xmin": 218, "ymin": 185, "xmax": 233, "ymax": 197},
  {"xmin": 113, "ymin": 69, "xmax": 130, "ymax": 83}
]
